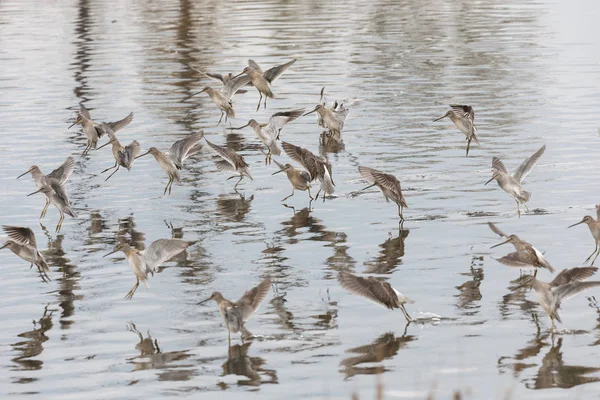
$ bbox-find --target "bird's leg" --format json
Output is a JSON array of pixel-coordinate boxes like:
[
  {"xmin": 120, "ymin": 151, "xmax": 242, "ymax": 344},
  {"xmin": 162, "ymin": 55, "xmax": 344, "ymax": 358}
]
[
  {"xmin": 256, "ymin": 93, "xmax": 262, "ymax": 112},
  {"xmin": 125, "ymin": 278, "xmax": 139, "ymax": 300},
  {"xmin": 56, "ymin": 212, "xmax": 65, "ymax": 233},
  {"xmin": 217, "ymin": 111, "xmax": 224, "ymax": 126},
  {"xmin": 523, "ymin": 202, "xmax": 530, "ymax": 212},
  {"xmin": 534, "ymin": 269, "xmax": 538, "ymax": 278},
  {"xmin": 228, "ymin": 330, "xmax": 231, "ymax": 347},
  {"xmin": 584, "ymin": 243, "xmax": 599, "ymax": 264},
  {"xmin": 550, "ymin": 316, "xmax": 556, "ymax": 331},
  {"xmin": 282, "ymin": 189, "xmax": 295, "ymax": 202},
  {"xmin": 168, "ymin": 177, "xmax": 174, "ymax": 195},
  {"xmin": 466, "ymin": 138, "xmax": 472, "ymax": 157},
  {"xmin": 263, "ymin": 96, "xmax": 267, "ymax": 110},
  {"xmin": 163, "ymin": 177, "xmax": 172, "ymax": 195},
  {"xmin": 101, "ymin": 162, "xmax": 118, "ymax": 174},
  {"xmin": 397, "ymin": 204, "xmax": 404, "ymax": 221},
  {"xmin": 105, "ymin": 165, "xmax": 120, "ymax": 181},
  {"xmin": 592, "ymin": 246, "xmax": 600, "ymax": 266},
  {"xmin": 82, "ymin": 143, "xmax": 91, "ymax": 157},
  {"xmin": 307, "ymin": 187, "xmax": 314, "ymax": 200},
  {"xmin": 516, "ymin": 201, "xmax": 521, "ymax": 218},
  {"xmin": 315, "ymin": 189, "xmax": 321, "ymax": 200},
  {"xmin": 400, "ymin": 304, "xmax": 413, "ymax": 323},
  {"xmin": 40, "ymin": 199, "xmax": 50, "ymax": 219},
  {"xmin": 234, "ymin": 175, "xmax": 243, "ymax": 190}
]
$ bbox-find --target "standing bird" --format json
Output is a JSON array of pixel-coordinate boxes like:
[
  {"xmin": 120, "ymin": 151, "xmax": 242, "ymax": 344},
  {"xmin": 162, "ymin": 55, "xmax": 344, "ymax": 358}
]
[
  {"xmin": 197, "ymin": 278, "xmax": 271, "ymax": 344},
  {"xmin": 485, "ymin": 144, "xmax": 546, "ymax": 217},
  {"xmin": 96, "ymin": 133, "xmax": 140, "ymax": 182},
  {"xmin": 358, "ymin": 166, "xmax": 408, "ymax": 224},
  {"xmin": 1, "ymin": 226, "xmax": 50, "ymax": 282},
  {"xmin": 232, "ymin": 59, "xmax": 297, "ymax": 111},
  {"xmin": 17, "ymin": 157, "xmax": 75, "ymax": 219},
  {"xmin": 232, "ymin": 109, "xmax": 304, "ymax": 164},
  {"xmin": 135, "ymin": 132, "xmax": 204, "ymax": 195},
  {"xmin": 568, "ymin": 205, "xmax": 600, "ymax": 265},
  {"xmin": 433, "ymin": 105, "xmax": 480, "ymax": 156},
  {"xmin": 205, "ymin": 138, "xmax": 252, "ymax": 190},
  {"xmin": 306, "ymin": 88, "xmax": 360, "ymax": 143},
  {"xmin": 526, "ymin": 267, "xmax": 600, "ymax": 329},
  {"xmin": 104, "ymin": 239, "xmax": 193, "ymax": 299},
  {"xmin": 338, "ymin": 271, "xmax": 414, "ymax": 323},
  {"xmin": 68, "ymin": 104, "xmax": 133, "ymax": 156},
  {"xmin": 281, "ymin": 141, "xmax": 334, "ymax": 200},
  {"xmin": 488, "ymin": 222, "xmax": 555, "ymax": 276},
  {"xmin": 271, "ymin": 159, "xmax": 313, "ymax": 201},
  {"xmin": 28, "ymin": 181, "xmax": 76, "ymax": 232}
]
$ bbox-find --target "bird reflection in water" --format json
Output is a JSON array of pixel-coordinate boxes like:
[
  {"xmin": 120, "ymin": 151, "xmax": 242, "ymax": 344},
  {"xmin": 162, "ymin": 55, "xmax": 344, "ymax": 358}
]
[
  {"xmin": 364, "ymin": 230, "xmax": 410, "ymax": 274},
  {"xmin": 220, "ymin": 342, "xmax": 277, "ymax": 387},
  {"xmin": 455, "ymin": 255, "xmax": 484, "ymax": 316},
  {"xmin": 498, "ymin": 275, "xmax": 540, "ymax": 321},
  {"xmin": 116, "ymin": 216, "xmax": 146, "ymax": 252},
  {"xmin": 216, "ymin": 193, "xmax": 254, "ymax": 223},
  {"xmin": 11, "ymin": 305, "xmax": 55, "ymax": 374},
  {"xmin": 340, "ymin": 330, "xmax": 415, "ymax": 379}
]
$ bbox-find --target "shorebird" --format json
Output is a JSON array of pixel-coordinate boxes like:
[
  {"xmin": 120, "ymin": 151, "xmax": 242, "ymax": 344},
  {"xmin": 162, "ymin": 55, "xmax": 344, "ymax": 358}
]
[
  {"xmin": 205, "ymin": 138, "xmax": 252, "ymax": 190},
  {"xmin": 68, "ymin": 104, "xmax": 133, "ymax": 156},
  {"xmin": 358, "ymin": 166, "xmax": 408, "ymax": 224},
  {"xmin": 28, "ymin": 181, "xmax": 76, "ymax": 232},
  {"xmin": 281, "ymin": 141, "xmax": 334, "ymax": 200},
  {"xmin": 191, "ymin": 79, "xmax": 249, "ymax": 125},
  {"xmin": 135, "ymin": 132, "xmax": 204, "ymax": 195},
  {"xmin": 104, "ymin": 239, "xmax": 193, "ymax": 299},
  {"xmin": 232, "ymin": 109, "xmax": 304, "ymax": 164},
  {"xmin": 338, "ymin": 271, "xmax": 414, "ymax": 323},
  {"xmin": 488, "ymin": 222, "xmax": 555, "ymax": 276},
  {"xmin": 433, "ymin": 105, "xmax": 479, "ymax": 156},
  {"xmin": 485, "ymin": 144, "xmax": 546, "ymax": 217},
  {"xmin": 568, "ymin": 205, "xmax": 600, "ymax": 265},
  {"xmin": 188, "ymin": 64, "xmax": 248, "ymax": 94},
  {"xmin": 525, "ymin": 267, "xmax": 600, "ymax": 329},
  {"xmin": 305, "ymin": 87, "xmax": 360, "ymax": 143},
  {"xmin": 96, "ymin": 132, "xmax": 140, "ymax": 181},
  {"xmin": 17, "ymin": 157, "xmax": 75, "ymax": 219},
  {"xmin": 271, "ymin": 159, "xmax": 312, "ymax": 201},
  {"xmin": 233, "ymin": 59, "xmax": 296, "ymax": 111},
  {"xmin": 198, "ymin": 278, "xmax": 271, "ymax": 344},
  {"xmin": 1, "ymin": 226, "xmax": 50, "ymax": 282}
]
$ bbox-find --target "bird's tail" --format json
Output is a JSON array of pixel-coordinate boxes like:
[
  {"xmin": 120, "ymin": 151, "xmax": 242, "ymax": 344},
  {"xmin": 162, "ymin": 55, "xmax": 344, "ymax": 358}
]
[
  {"xmin": 471, "ymin": 126, "xmax": 480, "ymax": 145},
  {"xmin": 241, "ymin": 325, "xmax": 253, "ymax": 339},
  {"xmin": 320, "ymin": 169, "xmax": 335, "ymax": 196},
  {"xmin": 268, "ymin": 141, "xmax": 281, "ymax": 156},
  {"xmin": 36, "ymin": 255, "xmax": 50, "ymax": 273},
  {"xmin": 65, "ymin": 207, "xmax": 77, "ymax": 218},
  {"xmin": 521, "ymin": 190, "xmax": 532, "ymax": 203}
]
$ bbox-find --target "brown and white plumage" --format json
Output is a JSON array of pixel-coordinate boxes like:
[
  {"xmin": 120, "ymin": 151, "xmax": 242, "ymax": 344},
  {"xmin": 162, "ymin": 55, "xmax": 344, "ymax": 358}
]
[
  {"xmin": 271, "ymin": 159, "xmax": 313, "ymax": 201},
  {"xmin": 234, "ymin": 59, "xmax": 296, "ymax": 111},
  {"xmin": 359, "ymin": 166, "xmax": 408, "ymax": 222},
  {"xmin": 568, "ymin": 210, "xmax": 600, "ymax": 266},
  {"xmin": 282, "ymin": 141, "xmax": 334, "ymax": 199},
  {"xmin": 31, "ymin": 180, "xmax": 76, "ymax": 232},
  {"xmin": 338, "ymin": 271, "xmax": 413, "ymax": 322},
  {"xmin": 307, "ymin": 88, "xmax": 360, "ymax": 143},
  {"xmin": 1, "ymin": 226, "xmax": 50, "ymax": 282},
  {"xmin": 205, "ymin": 138, "xmax": 252, "ymax": 190},
  {"xmin": 188, "ymin": 64, "xmax": 249, "ymax": 94},
  {"xmin": 98, "ymin": 133, "xmax": 140, "ymax": 182},
  {"xmin": 191, "ymin": 77, "xmax": 251, "ymax": 125},
  {"xmin": 433, "ymin": 104, "xmax": 479, "ymax": 156}
]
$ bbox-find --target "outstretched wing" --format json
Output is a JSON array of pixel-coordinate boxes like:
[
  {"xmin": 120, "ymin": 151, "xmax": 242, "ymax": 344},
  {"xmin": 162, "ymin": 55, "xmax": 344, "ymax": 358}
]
[
  {"xmin": 47, "ymin": 157, "xmax": 75, "ymax": 183},
  {"xmin": 205, "ymin": 138, "xmax": 237, "ymax": 169},
  {"xmin": 222, "ymin": 74, "xmax": 252, "ymax": 100},
  {"xmin": 120, "ymin": 141, "xmax": 140, "ymax": 168},
  {"xmin": 512, "ymin": 145, "xmax": 546, "ymax": 183},
  {"xmin": 106, "ymin": 112, "xmax": 134, "ymax": 133},
  {"xmin": 248, "ymin": 59, "xmax": 262, "ymax": 73},
  {"xmin": 167, "ymin": 132, "xmax": 204, "ymax": 168},
  {"xmin": 3, "ymin": 226, "xmax": 37, "ymax": 247},
  {"xmin": 236, "ymin": 278, "xmax": 271, "ymax": 321},
  {"xmin": 262, "ymin": 59, "xmax": 296, "ymax": 83},
  {"xmin": 359, "ymin": 166, "xmax": 400, "ymax": 193},
  {"xmin": 338, "ymin": 272, "xmax": 399, "ymax": 310},
  {"xmin": 551, "ymin": 267, "xmax": 598, "ymax": 287},
  {"xmin": 79, "ymin": 104, "xmax": 92, "ymax": 119},
  {"xmin": 491, "ymin": 157, "xmax": 508, "ymax": 174},
  {"xmin": 267, "ymin": 109, "xmax": 304, "ymax": 133},
  {"xmin": 143, "ymin": 239, "xmax": 192, "ymax": 273},
  {"xmin": 554, "ymin": 281, "xmax": 600, "ymax": 303},
  {"xmin": 488, "ymin": 222, "xmax": 508, "ymax": 238},
  {"xmin": 450, "ymin": 105, "xmax": 475, "ymax": 123},
  {"xmin": 189, "ymin": 64, "xmax": 226, "ymax": 84},
  {"xmin": 282, "ymin": 141, "xmax": 313, "ymax": 166},
  {"xmin": 494, "ymin": 253, "xmax": 536, "ymax": 269}
]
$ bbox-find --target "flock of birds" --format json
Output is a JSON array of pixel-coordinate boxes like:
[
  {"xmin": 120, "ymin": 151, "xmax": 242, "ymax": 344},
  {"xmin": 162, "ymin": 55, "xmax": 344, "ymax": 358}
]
[{"xmin": 3, "ymin": 57, "xmax": 600, "ymax": 343}]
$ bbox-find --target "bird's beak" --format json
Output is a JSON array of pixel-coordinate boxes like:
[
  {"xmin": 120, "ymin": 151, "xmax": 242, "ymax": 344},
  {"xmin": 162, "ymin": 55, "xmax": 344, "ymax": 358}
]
[
  {"xmin": 68, "ymin": 121, "xmax": 77, "ymax": 129},
  {"xmin": 197, "ymin": 297, "xmax": 212, "ymax": 305},
  {"xmin": 432, "ymin": 114, "xmax": 447, "ymax": 122},
  {"xmin": 96, "ymin": 141, "xmax": 111, "ymax": 150},
  {"xmin": 272, "ymin": 166, "xmax": 289, "ymax": 175},
  {"xmin": 26, "ymin": 188, "xmax": 43, "ymax": 197},
  {"xmin": 490, "ymin": 238, "xmax": 511, "ymax": 249},
  {"xmin": 0, "ymin": 242, "xmax": 8, "ymax": 250},
  {"xmin": 568, "ymin": 220, "xmax": 585, "ymax": 228},
  {"xmin": 135, "ymin": 151, "xmax": 150, "ymax": 160},
  {"xmin": 16, "ymin": 168, "xmax": 33, "ymax": 179},
  {"xmin": 231, "ymin": 122, "xmax": 250, "ymax": 130},
  {"xmin": 232, "ymin": 71, "xmax": 245, "ymax": 79},
  {"xmin": 188, "ymin": 88, "xmax": 208, "ymax": 98},
  {"xmin": 103, "ymin": 247, "xmax": 121, "ymax": 257},
  {"xmin": 484, "ymin": 176, "xmax": 495, "ymax": 185},
  {"xmin": 303, "ymin": 107, "xmax": 318, "ymax": 116}
]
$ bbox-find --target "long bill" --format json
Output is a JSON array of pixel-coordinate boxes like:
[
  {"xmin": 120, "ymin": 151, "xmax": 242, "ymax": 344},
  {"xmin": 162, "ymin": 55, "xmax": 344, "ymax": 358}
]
[
  {"xmin": 103, "ymin": 247, "xmax": 122, "ymax": 257},
  {"xmin": 0, "ymin": 242, "xmax": 8, "ymax": 250},
  {"xmin": 26, "ymin": 188, "xmax": 43, "ymax": 197},
  {"xmin": 68, "ymin": 121, "xmax": 77, "ymax": 129},
  {"xmin": 231, "ymin": 71, "xmax": 245, "ymax": 79},
  {"xmin": 231, "ymin": 122, "xmax": 250, "ymax": 130},
  {"xmin": 302, "ymin": 107, "xmax": 318, "ymax": 117},
  {"xmin": 96, "ymin": 141, "xmax": 112, "ymax": 150},
  {"xmin": 134, "ymin": 151, "xmax": 150, "ymax": 160},
  {"xmin": 197, "ymin": 297, "xmax": 212, "ymax": 305},
  {"xmin": 432, "ymin": 114, "xmax": 447, "ymax": 122},
  {"xmin": 16, "ymin": 168, "xmax": 33, "ymax": 179},
  {"xmin": 484, "ymin": 177, "xmax": 495, "ymax": 185},
  {"xmin": 271, "ymin": 167, "xmax": 288, "ymax": 175},
  {"xmin": 568, "ymin": 220, "xmax": 585, "ymax": 228},
  {"xmin": 490, "ymin": 238, "xmax": 512, "ymax": 249}
]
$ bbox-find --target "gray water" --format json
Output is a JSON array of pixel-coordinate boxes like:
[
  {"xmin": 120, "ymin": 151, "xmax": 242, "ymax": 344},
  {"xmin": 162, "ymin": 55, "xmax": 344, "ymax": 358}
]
[{"xmin": 1, "ymin": 0, "xmax": 600, "ymax": 398}]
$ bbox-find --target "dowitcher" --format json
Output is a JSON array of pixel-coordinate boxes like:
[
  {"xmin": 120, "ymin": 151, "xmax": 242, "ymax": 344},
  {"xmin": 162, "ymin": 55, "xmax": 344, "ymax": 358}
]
[
  {"xmin": 68, "ymin": 104, "xmax": 133, "ymax": 156},
  {"xmin": 205, "ymin": 138, "xmax": 252, "ymax": 190},
  {"xmin": 191, "ymin": 78, "xmax": 249, "ymax": 125},
  {"xmin": 485, "ymin": 144, "xmax": 546, "ymax": 217},
  {"xmin": 568, "ymin": 205, "xmax": 600, "ymax": 265},
  {"xmin": 188, "ymin": 64, "xmax": 248, "ymax": 94},
  {"xmin": 96, "ymin": 132, "xmax": 140, "ymax": 181},
  {"xmin": 197, "ymin": 278, "xmax": 271, "ymax": 344},
  {"xmin": 281, "ymin": 141, "xmax": 334, "ymax": 200},
  {"xmin": 271, "ymin": 159, "xmax": 312, "ymax": 201},
  {"xmin": 104, "ymin": 239, "xmax": 192, "ymax": 299},
  {"xmin": 233, "ymin": 59, "xmax": 296, "ymax": 111},
  {"xmin": 338, "ymin": 271, "xmax": 413, "ymax": 323},
  {"xmin": 17, "ymin": 157, "xmax": 74, "ymax": 219},
  {"xmin": 358, "ymin": 166, "xmax": 408, "ymax": 224},
  {"xmin": 524, "ymin": 267, "xmax": 600, "ymax": 329},
  {"xmin": 306, "ymin": 87, "xmax": 360, "ymax": 143},
  {"xmin": 135, "ymin": 132, "xmax": 204, "ymax": 195},
  {"xmin": 1, "ymin": 226, "xmax": 50, "ymax": 282},
  {"xmin": 28, "ymin": 181, "xmax": 76, "ymax": 232},
  {"xmin": 488, "ymin": 222, "xmax": 555, "ymax": 276},
  {"xmin": 232, "ymin": 109, "xmax": 304, "ymax": 164},
  {"xmin": 433, "ymin": 105, "xmax": 479, "ymax": 156}
]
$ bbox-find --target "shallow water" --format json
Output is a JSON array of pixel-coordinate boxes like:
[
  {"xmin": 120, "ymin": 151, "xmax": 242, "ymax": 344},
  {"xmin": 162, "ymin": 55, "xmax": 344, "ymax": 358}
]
[{"xmin": 1, "ymin": 0, "xmax": 600, "ymax": 398}]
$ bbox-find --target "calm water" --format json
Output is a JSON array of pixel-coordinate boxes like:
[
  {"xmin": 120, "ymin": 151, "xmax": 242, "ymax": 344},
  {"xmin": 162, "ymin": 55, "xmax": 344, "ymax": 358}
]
[{"xmin": 1, "ymin": 0, "xmax": 600, "ymax": 398}]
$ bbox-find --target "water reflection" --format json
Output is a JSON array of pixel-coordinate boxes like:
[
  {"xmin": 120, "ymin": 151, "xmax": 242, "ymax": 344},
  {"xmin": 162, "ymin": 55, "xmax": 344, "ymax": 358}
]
[
  {"xmin": 499, "ymin": 275, "xmax": 539, "ymax": 321},
  {"xmin": 455, "ymin": 255, "xmax": 484, "ymax": 315},
  {"xmin": 216, "ymin": 193, "xmax": 254, "ymax": 223},
  {"xmin": 340, "ymin": 330, "xmax": 415, "ymax": 379},
  {"xmin": 116, "ymin": 216, "xmax": 146, "ymax": 251},
  {"xmin": 220, "ymin": 342, "xmax": 278, "ymax": 387},
  {"xmin": 364, "ymin": 230, "xmax": 410, "ymax": 274},
  {"xmin": 11, "ymin": 306, "xmax": 54, "ymax": 374}
]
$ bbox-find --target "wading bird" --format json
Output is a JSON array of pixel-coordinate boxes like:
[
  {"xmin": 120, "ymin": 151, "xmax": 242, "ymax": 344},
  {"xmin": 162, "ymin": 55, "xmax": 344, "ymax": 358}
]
[
  {"xmin": 188, "ymin": 64, "xmax": 248, "ymax": 94},
  {"xmin": 568, "ymin": 205, "xmax": 600, "ymax": 265},
  {"xmin": 485, "ymin": 145, "xmax": 546, "ymax": 217},
  {"xmin": 271, "ymin": 159, "xmax": 312, "ymax": 201},
  {"xmin": 358, "ymin": 166, "xmax": 408, "ymax": 224},
  {"xmin": 205, "ymin": 138, "xmax": 252, "ymax": 190},
  {"xmin": 233, "ymin": 59, "xmax": 296, "ymax": 111},
  {"xmin": 97, "ymin": 132, "xmax": 140, "ymax": 181},
  {"xmin": 433, "ymin": 105, "xmax": 479, "ymax": 156},
  {"xmin": 1, "ymin": 226, "xmax": 50, "ymax": 282},
  {"xmin": 281, "ymin": 142, "xmax": 334, "ymax": 200},
  {"xmin": 305, "ymin": 87, "xmax": 360, "ymax": 143},
  {"xmin": 28, "ymin": 181, "xmax": 76, "ymax": 232}
]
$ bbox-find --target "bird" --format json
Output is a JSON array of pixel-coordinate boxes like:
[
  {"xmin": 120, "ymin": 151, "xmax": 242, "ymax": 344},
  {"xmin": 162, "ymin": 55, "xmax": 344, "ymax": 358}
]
[
  {"xmin": 232, "ymin": 109, "xmax": 304, "ymax": 164},
  {"xmin": 190, "ymin": 77, "xmax": 250, "ymax": 125},
  {"xmin": 197, "ymin": 278, "xmax": 271, "ymax": 344},
  {"xmin": 281, "ymin": 141, "xmax": 334, "ymax": 200},
  {"xmin": 488, "ymin": 222, "xmax": 555, "ymax": 276},
  {"xmin": 188, "ymin": 64, "xmax": 248, "ymax": 94},
  {"xmin": 204, "ymin": 138, "xmax": 252, "ymax": 190},
  {"xmin": 433, "ymin": 105, "xmax": 480, "ymax": 156},
  {"xmin": 338, "ymin": 271, "xmax": 414, "ymax": 323},
  {"xmin": 104, "ymin": 239, "xmax": 193, "ymax": 299},
  {"xmin": 1, "ymin": 226, "xmax": 50, "ymax": 282},
  {"xmin": 271, "ymin": 159, "xmax": 313, "ymax": 201},
  {"xmin": 96, "ymin": 132, "xmax": 140, "ymax": 182},
  {"xmin": 232, "ymin": 59, "xmax": 296, "ymax": 111},
  {"xmin": 28, "ymin": 181, "xmax": 76, "ymax": 232},
  {"xmin": 16, "ymin": 157, "xmax": 75, "ymax": 219},
  {"xmin": 68, "ymin": 104, "xmax": 133, "ymax": 156},
  {"xmin": 305, "ymin": 87, "xmax": 360, "ymax": 143},
  {"xmin": 135, "ymin": 132, "xmax": 204, "ymax": 195},
  {"xmin": 358, "ymin": 166, "xmax": 408, "ymax": 224},
  {"xmin": 485, "ymin": 144, "xmax": 546, "ymax": 217},
  {"xmin": 568, "ymin": 205, "xmax": 600, "ymax": 266},
  {"xmin": 525, "ymin": 267, "xmax": 600, "ymax": 329}
]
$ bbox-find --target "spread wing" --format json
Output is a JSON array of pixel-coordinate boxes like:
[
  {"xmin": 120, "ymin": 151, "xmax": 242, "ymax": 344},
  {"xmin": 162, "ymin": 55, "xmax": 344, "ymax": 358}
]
[
  {"xmin": 266, "ymin": 109, "xmax": 304, "ymax": 133},
  {"xmin": 262, "ymin": 59, "xmax": 296, "ymax": 83},
  {"xmin": 491, "ymin": 157, "xmax": 508, "ymax": 174},
  {"xmin": 554, "ymin": 281, "xmax": 600, "ymax": 303},
  {"xmin": 494, "ymin": 253, "xmax": 536, "ymax": 269},
  {"xmin": 282, "ymin": 141, "xmax": 313, "ymax": 166},
  {"xmin": 550, "ymin": 267, "xmax": 598, "ymax": 287},
  {"xmin": 338, "ymin": 272, "xmax": 399, "ymax": 310},
  {"xmin": 488, "ymin": 222, "xmax": 508, "ymax": 238},
  {"xmin": 359, "ymin": 166, "xmax": 401, "ymax": 194},
  {"xmin": 205, "ymin": 138, "xmax": 238, "ymax": 169},
  {"xmin": 79, "ymin": 104, "xmax": 92, "ymax": 119},
  {"xmin": 3, "ymin": 226, "xmax": 37, "ymax": 248},
  {"xmin": 236, "ymin": 279, "xmax": 271, "ymax": 321},
  {"xmin": 142, "ymin": 239, "xmax": 192, "ymax": 273},
  {"xmin": 450, "ymin": 105, "xmax": 474, "ymax": 123},
  {"xmin": 106, "ymin": 112, "xmax": 134, "ymax": 133},
  {"xmin": 120, "ymin": 141, "xmax": 140, "ymax": 168},
  {"xmin": 512, "ymin": 145, "xmax": 546, "ymax": 183},
  {"xmin": 189, "ymin": 64, "xmax": 226, "ymax": 84},
  {"xmin": 47, "ymin": 157, "xmax": 75, "ymax": 183},
  {"xmin": 167, "ymin": 132, "xmax": 204, "ymax": 168},
  {"xmin": 222, "ymin": 74, "xmax": 252, "ymax": 100},
  {"xmin": 248, "ymin": 59, "xmax": 262, "ymax": 73}
]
